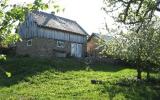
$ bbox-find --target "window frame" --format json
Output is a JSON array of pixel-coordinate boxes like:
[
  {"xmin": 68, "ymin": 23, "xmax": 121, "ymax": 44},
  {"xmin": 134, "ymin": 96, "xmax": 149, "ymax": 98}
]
[
  {"xmin": 57, "ymin": 40, "xmax": 64, "ymax": 48},
  {"xmin": 27, "ymin": 39, "xmax": 32, "ymax": 46}
]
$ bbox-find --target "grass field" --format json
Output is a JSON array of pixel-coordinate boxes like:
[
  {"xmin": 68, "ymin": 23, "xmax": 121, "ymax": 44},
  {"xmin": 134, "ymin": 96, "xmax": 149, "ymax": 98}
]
[{"xmin": 0, "ymin": 57, "xmax": 160, "ymax": 100}]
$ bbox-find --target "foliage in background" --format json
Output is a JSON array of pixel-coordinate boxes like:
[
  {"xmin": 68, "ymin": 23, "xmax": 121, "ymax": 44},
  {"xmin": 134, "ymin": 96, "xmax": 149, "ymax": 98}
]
[
  {"xmin": 103, "ymin": 0, "xmax": 160, "ymax": 31},
  {"xmin": 102, "ymin": 0, "xmax": 160, "ymax": 79},
  {"xmin": 0, "ymin": 0, "xmax": 61, "ymax": 77}
]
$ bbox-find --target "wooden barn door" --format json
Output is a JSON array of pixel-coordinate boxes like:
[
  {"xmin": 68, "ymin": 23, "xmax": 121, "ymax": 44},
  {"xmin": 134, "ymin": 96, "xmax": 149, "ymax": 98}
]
[
  {"xmin": 77, "ymin": 44, "xmax": 82, "ymax": 58},
  {"xmin": 71, "ymin": 43, "xmax": 82, "ymax": 58},
  {"xmin": 71, "ymin": 43, "xmax": 76, "ymax": 57}
]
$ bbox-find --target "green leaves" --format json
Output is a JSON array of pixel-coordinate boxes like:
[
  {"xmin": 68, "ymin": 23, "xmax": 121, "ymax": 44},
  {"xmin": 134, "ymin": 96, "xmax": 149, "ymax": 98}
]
[
  {"xmin": 32, "ymin": 0, "xmax": 49, "ymax": 10},
  {"xmin": 0, "ymin": 0, "xmax": 57, "ymax": 47},
  {"xmin": 5, "ymin": 71, "xmax": 11, "ymax": 77},
  {"xmin": 0, "ymin": 54, "xmax": 6, "ymax": 61},
  {"xmin": 0, "ymin": 54, "xmax": 11, "ymax": 77},
  {"xmin": 103, "ymin": 0, "xmax": 158, "ymax": 29},
  {"xmin": 0, "ymin": 0, "xmax": 63, "ymax": 78},
  {"xmin": 103, "ymin": 0, "xmax": 160, "ymax": 65},
  {"xmin": 1, "ymin": 33, "xmax": 21, "ymax": 47}
]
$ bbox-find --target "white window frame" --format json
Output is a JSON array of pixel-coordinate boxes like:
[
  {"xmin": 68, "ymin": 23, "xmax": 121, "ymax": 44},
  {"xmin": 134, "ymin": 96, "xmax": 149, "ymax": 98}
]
[
  {"xmin": 57, "ymin": 40, "xmax": 64, "ymax": 48},
  {"xmin": 27, "ymin": 39, "xmax": 32, "ymax": 46}
]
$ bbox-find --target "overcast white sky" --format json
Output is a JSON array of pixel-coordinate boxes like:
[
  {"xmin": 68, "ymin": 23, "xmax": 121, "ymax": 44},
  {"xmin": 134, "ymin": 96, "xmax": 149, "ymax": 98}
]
[
  {"xmin": 56, "ymin": 0, "xmax": 107, "ymax": 34},
  {"xmin": 9, "ymin": 0, "xmax": 113, "ymax": 34}
]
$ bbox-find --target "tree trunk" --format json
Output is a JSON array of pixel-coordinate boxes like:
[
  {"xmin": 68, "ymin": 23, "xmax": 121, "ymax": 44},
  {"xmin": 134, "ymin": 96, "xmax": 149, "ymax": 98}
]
[
  {"xmin": 147, "ymin": 71, "xmax": 150, "ymax": 79},
  {"xmin": 137, "ymin": 66, "xmax": 142, "ymax": 80},
  {"xmin": 136, "ymin": 57, "xmax": 142, "ymax": 80},
  {"xmin": 146, "ymin": 65, "xmax": 150, "ymax": 80}
]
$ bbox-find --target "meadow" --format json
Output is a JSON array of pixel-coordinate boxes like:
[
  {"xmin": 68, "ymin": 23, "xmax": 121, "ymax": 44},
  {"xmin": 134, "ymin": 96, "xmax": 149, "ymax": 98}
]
[{"xmin": 0, "ymin": 57, "xmax": 159, "ymax": 100}]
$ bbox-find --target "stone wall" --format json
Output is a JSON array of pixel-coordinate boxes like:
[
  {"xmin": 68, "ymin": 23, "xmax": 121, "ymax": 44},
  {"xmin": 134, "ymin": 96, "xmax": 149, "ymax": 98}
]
[{"xmin": 16, "ymin": 38, "xmax": 86, "ymax": 58}]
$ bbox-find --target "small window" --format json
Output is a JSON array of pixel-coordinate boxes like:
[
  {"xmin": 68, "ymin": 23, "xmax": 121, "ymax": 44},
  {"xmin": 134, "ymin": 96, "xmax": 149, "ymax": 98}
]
[
  {"xmin": 27, "ymin": 39, "xmax": 32, "ymax": 46},
  {"xmin": 57, "ymin": 40, "xmax": 64, "ymax": 48}
]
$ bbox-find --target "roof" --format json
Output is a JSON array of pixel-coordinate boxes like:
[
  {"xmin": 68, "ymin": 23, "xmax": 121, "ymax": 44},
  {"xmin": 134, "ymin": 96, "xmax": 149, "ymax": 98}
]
[
  {"xmin": 87, "ymin": 33, "xmax": 100, "ymax": 41},
  {"xmin": 88, "ymin": 33, "xmax": 113, "ymax": 42},
  {"xmin": 30, "ymin": 11, "xmax": 88, "ymax": 35}
]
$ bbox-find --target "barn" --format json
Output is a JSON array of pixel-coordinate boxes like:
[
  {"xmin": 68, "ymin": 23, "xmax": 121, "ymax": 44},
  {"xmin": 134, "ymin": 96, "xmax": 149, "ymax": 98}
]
[
  {"xmin": 87, "ymin": 33, "xmax": 113, "ymax": 57},
  {"xmin": 16, "ymin": 11, "xmax": 88, "ymax": 58}
]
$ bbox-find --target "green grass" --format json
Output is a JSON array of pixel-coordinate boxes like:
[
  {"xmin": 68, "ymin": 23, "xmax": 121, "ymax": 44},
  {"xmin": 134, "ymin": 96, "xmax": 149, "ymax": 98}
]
[{"xmin": 0, "ymin": 57, "xmax": 159, "ymax": 100}]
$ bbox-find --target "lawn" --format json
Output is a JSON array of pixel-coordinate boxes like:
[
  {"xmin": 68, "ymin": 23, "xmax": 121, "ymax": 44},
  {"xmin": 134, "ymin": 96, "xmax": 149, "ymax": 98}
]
[{"xmin": 0, "ymin": 57, "xmax": 160, "ymax": 100}]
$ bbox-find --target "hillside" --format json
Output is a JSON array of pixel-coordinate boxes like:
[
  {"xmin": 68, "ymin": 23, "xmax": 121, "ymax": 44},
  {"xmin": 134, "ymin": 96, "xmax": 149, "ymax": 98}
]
[{"xmin": 0, "ymin": 57, "xmax": 159, "ymax": 99}]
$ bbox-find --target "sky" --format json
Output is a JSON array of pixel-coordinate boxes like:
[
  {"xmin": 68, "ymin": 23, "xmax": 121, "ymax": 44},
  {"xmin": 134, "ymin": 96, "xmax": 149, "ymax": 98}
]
[
  {"xmin": 9, "ymin": 0, "xmax": 112, "ymax": 35},
  {"xmin": 56, "ymin": 0, "xmax": 107, "ymax": 34}
]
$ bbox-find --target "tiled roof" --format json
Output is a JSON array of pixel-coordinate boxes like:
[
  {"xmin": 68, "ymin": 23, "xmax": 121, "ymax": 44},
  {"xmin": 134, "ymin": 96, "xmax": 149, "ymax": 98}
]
[{"xmin": 31, "ymin": 11, "xmax": 88, "ymax": 35}]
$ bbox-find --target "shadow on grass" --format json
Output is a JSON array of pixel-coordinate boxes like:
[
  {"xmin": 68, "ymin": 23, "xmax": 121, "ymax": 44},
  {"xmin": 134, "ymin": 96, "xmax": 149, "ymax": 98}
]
[
  {"xmin": 99, "ymin": 78, "xmax": 160, "ymax": 100},
  {"xmin": 0, "ymin": 57, "xmax": 133, "ymax": 87}
]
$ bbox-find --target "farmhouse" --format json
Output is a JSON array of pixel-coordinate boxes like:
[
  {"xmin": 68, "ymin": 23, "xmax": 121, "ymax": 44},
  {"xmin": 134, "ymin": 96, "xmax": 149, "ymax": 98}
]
[
  {"xmin": 16, "ymin": 11, "xmax": 88, "ymax": 58},
  {"xmin": 87, "ymin": 33, "xmax": 112, "ymax": 57}
]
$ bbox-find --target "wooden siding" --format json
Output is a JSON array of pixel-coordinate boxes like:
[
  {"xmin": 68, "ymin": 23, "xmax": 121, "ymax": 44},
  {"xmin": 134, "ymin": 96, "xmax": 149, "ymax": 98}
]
[{"xmin": 19, "ymin": 13, "xmax": 87, "ymax": 44}]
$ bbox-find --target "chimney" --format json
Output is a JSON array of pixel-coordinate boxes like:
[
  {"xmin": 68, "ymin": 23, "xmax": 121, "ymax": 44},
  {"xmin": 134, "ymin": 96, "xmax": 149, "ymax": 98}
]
[{"xmin": 51, "ymin": 11, "xmax": 55, "ymax": 15}]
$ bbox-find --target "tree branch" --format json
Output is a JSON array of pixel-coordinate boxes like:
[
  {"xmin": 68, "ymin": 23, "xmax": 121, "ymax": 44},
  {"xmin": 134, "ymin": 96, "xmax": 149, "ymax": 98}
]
[
  {"xmin": 136, "ymin": 0, "xmax": 144, "ymax": 15},
  {"xmin": 123, "ymin": 0, "xmax": 133, "ymax": 23}
]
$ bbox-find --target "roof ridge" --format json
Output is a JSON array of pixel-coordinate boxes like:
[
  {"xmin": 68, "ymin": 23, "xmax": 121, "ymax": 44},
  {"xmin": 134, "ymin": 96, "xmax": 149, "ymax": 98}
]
[
  {"xmin": 30, "ymin": 10, "xmax": 88, "ymax": 35},
  {"xmin": 32, "ymin": 11, "xmax": 77, "ymax": 24}
]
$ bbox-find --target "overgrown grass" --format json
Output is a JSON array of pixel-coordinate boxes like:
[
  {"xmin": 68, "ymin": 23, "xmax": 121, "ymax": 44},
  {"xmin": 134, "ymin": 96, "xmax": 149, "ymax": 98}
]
[{"xmin": 0, "ymin": 57, "xmax": 159, "ymax": 100}]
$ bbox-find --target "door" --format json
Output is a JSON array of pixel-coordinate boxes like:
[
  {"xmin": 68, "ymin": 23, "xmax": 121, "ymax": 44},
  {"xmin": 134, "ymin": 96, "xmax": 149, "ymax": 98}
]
[
  {"xmin": 77, "ymin": 44, "xmax": 82, "ymax": 58},
  {"xmin": 71, "ymin": 43, "xmax": 82, "ymax": 57},
  {"xmin": 71, "ymin": 43, "xmax": 76, "ymax": 57}
]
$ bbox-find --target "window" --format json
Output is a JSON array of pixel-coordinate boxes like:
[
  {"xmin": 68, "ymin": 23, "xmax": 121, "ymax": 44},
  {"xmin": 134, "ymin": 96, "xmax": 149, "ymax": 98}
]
[
  {"xmin": 57, "ymin": 40, "xmax": 64, "ymax": 48},
  {"xmin": 27, "ymin": 39, "xmax": 32, "ymax": 46}
]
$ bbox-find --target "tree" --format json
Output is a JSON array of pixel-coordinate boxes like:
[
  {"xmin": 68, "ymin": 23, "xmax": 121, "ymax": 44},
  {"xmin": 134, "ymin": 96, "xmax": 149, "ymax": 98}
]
[
  {"xmin": 0, "ymin": 0, "xmax": 61, "ymax": 77},
  {"xmin": 103, "ymin": 0, "xmax": 160, "ymax": 23},
  {"xmin": 102, "ymin": 0, "xmax": 160, "ymax": 79}
]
